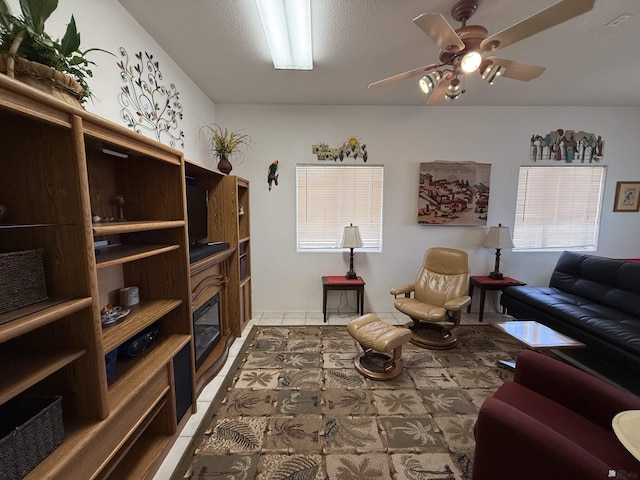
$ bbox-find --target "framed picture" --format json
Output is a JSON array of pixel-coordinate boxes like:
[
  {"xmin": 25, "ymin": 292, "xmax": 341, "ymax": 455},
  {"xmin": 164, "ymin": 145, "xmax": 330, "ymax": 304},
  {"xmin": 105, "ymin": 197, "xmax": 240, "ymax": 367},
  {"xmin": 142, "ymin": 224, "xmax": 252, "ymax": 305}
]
[
  {"xmin": 418, "ymin": 161, "xmax": 491, "ymax": 226},
  {"xmin": 613, "ymin": 181, "xmax": 640, "ymax": 212}
]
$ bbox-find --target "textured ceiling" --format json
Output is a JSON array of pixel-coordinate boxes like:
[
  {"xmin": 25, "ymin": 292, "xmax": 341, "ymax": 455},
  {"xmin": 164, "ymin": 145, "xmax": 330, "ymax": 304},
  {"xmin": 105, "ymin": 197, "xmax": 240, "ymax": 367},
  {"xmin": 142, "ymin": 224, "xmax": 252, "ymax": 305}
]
[{"xmin": 118, "ymin": 0, "xmax": 640, "ymax": 107}]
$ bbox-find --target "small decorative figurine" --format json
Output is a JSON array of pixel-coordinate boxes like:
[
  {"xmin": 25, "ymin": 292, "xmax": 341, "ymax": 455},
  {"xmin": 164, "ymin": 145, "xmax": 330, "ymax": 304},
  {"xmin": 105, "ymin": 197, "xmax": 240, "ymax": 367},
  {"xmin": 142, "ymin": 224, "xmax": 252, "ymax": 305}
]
[
  {"xmin": 268, "ymin": 160, "xmax": 279, "ymax": 191},
  {"xmin": 113, "ymin": 194, "xmax": 126, "ymax": 221}
]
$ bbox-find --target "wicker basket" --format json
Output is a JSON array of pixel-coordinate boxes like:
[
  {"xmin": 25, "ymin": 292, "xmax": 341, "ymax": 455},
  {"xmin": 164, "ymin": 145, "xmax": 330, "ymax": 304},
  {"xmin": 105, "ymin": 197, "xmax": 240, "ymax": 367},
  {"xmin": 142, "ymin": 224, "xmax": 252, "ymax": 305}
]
[
  {"xmin": 0, "ymin": 396, "xmax": 64, "ymax": 480},
  {"xmin": 0, "ymin": 54, "xmax": 83, "ymax": 107},
  {"xmin": 0, "ymin": 249, "xmax": 48, "ymax": 316}
]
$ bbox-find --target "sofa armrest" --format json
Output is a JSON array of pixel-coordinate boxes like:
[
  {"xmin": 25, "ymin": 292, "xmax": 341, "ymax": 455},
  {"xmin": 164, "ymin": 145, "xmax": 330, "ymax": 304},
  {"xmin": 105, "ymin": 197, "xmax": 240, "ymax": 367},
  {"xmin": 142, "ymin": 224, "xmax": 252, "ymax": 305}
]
[
  {"xmin": 513, "ymin": 350, "xmax": 640, "ymax": 431},
  {"xmin": 390, "ymin": 283, "xmax": 414, "ymax": 297},
  {"xmin": 444, "ymin": 295, "xmax": 471, "ymax": 311},
  {"xmin": 473, "ymin": 397, "xmax": 614, "ymax": 480}
]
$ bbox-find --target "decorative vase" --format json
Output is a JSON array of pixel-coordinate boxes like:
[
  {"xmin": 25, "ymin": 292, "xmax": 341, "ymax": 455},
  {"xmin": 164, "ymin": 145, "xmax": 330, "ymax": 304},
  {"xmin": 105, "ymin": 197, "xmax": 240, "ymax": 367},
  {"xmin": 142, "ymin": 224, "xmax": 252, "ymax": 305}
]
[{"xmin": 217, "ymin": 155, "xmax": 233, "ymax": 174}]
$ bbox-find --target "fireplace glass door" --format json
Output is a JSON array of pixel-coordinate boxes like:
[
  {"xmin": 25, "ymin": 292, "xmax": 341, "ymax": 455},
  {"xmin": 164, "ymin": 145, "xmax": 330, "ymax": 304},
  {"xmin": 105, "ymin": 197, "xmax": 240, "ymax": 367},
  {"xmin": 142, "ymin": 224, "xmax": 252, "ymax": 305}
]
[{"xmin": 193, "ymin": 293, "xmax": 221, "ymax": 369}]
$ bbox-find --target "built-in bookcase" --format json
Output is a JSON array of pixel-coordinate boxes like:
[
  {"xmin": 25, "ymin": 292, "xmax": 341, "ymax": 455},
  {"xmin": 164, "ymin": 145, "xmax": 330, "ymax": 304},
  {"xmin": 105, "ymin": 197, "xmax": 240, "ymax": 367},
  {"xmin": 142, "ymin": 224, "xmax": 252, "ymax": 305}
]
[{"xmin": 0, "ymin": 74, "xmax": 193, "ymax": 479}]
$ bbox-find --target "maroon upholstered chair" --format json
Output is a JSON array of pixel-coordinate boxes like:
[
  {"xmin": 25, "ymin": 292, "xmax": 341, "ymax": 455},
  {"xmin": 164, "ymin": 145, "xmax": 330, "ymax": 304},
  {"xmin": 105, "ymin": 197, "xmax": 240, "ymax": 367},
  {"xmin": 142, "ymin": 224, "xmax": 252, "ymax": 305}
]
[{"xmin": 473, "ymin": 349, "xmax": 640, "ymax": 480}]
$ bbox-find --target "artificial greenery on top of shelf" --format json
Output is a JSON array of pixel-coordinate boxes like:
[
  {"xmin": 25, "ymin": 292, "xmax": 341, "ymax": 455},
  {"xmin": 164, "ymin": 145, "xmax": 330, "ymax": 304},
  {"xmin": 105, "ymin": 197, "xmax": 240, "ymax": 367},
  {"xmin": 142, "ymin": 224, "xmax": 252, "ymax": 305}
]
[
  {"xmin": 0, "ymin": 0, "xmax": 110, "ymax": 101},
  {"xmin": 203, "ymin": 123, "xmax": 252, "ymax": 174}
]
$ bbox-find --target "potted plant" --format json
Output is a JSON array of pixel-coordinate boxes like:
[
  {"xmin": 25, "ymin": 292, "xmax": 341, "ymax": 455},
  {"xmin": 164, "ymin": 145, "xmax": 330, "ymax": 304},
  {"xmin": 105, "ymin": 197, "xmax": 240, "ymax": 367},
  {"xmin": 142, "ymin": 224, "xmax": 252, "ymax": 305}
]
[
  {"xmin": 203, "ymin": 123, "xmax": 251, "ymax": 174},
  {"xmin": 0, "ymin": 0, "xmax": 110, "ymax": 105}
]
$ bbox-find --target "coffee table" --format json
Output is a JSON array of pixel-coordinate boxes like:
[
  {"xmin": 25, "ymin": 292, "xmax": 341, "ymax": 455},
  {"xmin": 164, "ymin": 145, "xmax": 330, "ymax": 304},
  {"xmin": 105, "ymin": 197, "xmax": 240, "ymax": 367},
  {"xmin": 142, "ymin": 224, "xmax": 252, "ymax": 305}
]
[{"xmin": 493, "ymin": 320, "xmax": 585, "ymax": 369}]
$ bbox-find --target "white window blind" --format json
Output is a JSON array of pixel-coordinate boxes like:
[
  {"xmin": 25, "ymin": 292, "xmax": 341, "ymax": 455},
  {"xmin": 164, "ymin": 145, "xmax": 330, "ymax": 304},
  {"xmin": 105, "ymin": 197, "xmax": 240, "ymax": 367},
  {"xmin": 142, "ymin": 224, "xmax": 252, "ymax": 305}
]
[
  {"xmin": 296, "ymin": 165, "xmax": 383, "ymax": 251},
  {"xmin": 513, "ymin": 165, "xmax": 606, "ymax": 250}
]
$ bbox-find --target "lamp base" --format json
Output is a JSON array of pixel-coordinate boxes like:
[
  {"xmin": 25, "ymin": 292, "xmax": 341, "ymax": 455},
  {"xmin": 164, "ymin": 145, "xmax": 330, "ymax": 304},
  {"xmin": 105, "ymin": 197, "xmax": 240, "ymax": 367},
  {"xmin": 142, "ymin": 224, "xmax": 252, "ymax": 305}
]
[
  {"xmin": 345, "ymin": 270, "xmax": 357, "ymax": 280},
  {"xmin": 488, "ymin": 271, "xmax": 504, "ymax": 279}
]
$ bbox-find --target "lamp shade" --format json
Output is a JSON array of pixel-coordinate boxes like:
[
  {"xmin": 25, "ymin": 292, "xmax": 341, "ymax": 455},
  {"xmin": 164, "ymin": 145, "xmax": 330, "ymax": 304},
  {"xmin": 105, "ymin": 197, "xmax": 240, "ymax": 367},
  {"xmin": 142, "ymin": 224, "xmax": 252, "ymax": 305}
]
[
  {"xmin": 484, "ymin": 223, "xmax": 514, "ymax": 249},
  {"xmin": 340, "ymin": 224, "xmax": 363, "ymax": 249}
]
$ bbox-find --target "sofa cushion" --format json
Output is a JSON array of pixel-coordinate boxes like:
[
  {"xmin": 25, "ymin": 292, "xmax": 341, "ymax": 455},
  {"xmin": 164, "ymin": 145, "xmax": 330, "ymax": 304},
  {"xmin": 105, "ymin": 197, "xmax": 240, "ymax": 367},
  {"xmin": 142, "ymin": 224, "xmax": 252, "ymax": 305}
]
[
  {"xmin": 492, "ymin": 381, "xmax": 638, "ymax": 471},
  {"xmin": 550, "ymin": 252, "xmax": 640, "ymax": 318},
  {"xmin": 501, "ymin": 286, "xmax": 640, "ymax": 352}
]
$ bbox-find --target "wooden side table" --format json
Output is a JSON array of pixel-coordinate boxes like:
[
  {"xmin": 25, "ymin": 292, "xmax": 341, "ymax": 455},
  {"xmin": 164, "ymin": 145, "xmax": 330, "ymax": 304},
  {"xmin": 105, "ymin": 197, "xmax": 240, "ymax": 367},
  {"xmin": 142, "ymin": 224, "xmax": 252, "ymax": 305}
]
[
  {"xmin": 322, "ymin": 276, "xmax": 365, "ymax": 322},
  {"xmin": 468, "ymin": 275, "xmax": 526, "ymax": 322}
]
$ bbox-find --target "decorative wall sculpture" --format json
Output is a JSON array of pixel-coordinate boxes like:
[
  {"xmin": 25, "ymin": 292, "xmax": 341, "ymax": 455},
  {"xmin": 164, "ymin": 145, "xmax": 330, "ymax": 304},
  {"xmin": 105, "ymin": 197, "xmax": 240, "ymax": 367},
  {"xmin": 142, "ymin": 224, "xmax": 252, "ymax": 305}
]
[
  {"xmin": 312, "ymin": 137, "xmax": 368, "ymax": 162},
  {"xmin": 117, "ymin": 48, "xmax": 185, "ymax": 148},
  {"xmin": 418, "ymin": 162, "xmax": 491, "ymax": 226},
  {"xmin": 530, "ymin": 129, "xmax": 603, "ymax": 163},
  {"xmin": 267, "ymin": 160, "xmax": 279, "ymax": 191}
]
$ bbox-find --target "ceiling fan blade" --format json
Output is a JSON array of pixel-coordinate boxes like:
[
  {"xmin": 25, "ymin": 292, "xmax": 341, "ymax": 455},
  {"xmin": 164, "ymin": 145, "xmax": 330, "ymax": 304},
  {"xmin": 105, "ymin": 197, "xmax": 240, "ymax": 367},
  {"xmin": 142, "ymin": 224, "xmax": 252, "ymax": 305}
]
[
  {"xmin": 413, "ymin": 13, "xmax": 465, "ymax": 53},
  {"xmin": 425, "ymin": 78, "xmax": 449, "ymax": 106},
  {"xmin": 486, "ymin": 57, "xmax": 546, "ymax": 81},
  {"xmin": 480, "ymin": 0, "xmax": 595, "ymax": 52},
  {"xmin": 368, "ymin": 63, "xmax": 440, "ymax": 90}
]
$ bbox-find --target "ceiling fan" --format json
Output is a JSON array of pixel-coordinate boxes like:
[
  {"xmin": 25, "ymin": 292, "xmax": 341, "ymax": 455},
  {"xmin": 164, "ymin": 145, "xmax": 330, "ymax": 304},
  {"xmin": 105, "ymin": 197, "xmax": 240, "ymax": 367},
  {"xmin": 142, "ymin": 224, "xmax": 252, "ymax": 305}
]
[{"xmin": 368, "ymin": 0, "xmax": 596, "ymax": 105}]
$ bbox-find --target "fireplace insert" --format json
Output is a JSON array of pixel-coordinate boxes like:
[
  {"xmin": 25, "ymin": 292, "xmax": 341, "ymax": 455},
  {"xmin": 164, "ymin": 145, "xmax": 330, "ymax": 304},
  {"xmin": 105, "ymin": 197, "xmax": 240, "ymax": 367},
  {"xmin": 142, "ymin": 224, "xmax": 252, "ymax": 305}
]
[{"xmin": 193, "ymin": 293, "xmax": 221, "ymax": 369}]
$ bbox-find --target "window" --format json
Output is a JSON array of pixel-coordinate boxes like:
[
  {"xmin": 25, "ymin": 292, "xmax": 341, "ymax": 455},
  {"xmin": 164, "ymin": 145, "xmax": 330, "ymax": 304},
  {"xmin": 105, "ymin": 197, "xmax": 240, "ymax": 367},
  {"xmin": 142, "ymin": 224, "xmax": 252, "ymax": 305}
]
[
  {"xmin": 513, "ymin": 165, "xmax": 606, "ymax": 251},
  {"xmin": 296, "ymin": 165, "xmax": 383, "ymax": 251}
]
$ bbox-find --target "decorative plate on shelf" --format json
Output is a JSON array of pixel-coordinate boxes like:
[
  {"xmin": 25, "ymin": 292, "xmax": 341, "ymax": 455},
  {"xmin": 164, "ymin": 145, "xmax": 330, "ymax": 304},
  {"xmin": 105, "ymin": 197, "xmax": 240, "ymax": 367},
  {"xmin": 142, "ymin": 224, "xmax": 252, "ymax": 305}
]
[{"xmin": 101, "ymin": 306, "xmax": 130, "ymax": 326}]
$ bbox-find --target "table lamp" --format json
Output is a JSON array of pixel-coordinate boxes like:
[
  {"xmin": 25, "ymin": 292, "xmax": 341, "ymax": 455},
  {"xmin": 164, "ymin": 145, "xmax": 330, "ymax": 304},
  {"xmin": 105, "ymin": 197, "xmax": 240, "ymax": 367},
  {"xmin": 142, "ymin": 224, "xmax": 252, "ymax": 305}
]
[
  {"xmin": 340, "ymin": 223, "xmax": 363, "ymax": 279},
  {"xmin": 484, "ymin": 223, "xmax": 513, "ymax": 279}
]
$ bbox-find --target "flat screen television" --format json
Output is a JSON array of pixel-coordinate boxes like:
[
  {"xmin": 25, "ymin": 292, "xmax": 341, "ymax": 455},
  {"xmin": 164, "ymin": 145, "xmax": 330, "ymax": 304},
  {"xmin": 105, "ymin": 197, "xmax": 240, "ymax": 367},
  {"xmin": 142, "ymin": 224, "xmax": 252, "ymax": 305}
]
[{"xmin": 186, "ymin": 181, "xmax": 208, "ymax": 246}]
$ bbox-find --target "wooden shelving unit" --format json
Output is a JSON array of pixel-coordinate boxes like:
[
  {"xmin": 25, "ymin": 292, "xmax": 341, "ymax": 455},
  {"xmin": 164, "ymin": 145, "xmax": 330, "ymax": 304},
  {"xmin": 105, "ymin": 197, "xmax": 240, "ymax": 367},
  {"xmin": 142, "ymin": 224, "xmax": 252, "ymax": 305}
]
[
  {"xmin": 184, "ymin": 160, "xmax": 251, "ymax": 393},
  {"xmin": 215, "ymin": 175, "xmax": 252, "ymax": 335},
  {"xmin": 0, "ymin": 75, "xmax": 194, "ymax": 479}
]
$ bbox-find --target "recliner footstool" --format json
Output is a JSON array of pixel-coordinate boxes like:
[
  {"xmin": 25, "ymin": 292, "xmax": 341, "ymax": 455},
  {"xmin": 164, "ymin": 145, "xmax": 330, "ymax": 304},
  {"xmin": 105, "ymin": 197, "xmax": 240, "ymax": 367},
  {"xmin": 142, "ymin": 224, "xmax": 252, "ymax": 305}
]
[{"xmin": 347, "ymin": 314, "xmax": 412, "ymax": 380}]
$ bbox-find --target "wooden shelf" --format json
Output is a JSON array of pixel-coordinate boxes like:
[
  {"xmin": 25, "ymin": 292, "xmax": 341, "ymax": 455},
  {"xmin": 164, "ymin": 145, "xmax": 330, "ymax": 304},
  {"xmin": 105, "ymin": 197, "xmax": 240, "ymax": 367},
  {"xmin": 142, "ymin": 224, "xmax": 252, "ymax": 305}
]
[
  {"xmin": 95, "ymin": 244, "xmax": 180, "ymax": 268},
  {"xmin": 108, "ymin": 432, "xmax": 170, "ymax": 480},
  {"xmin": 0, "ymin": 74, "xmax": 197, "ymax": 479},
  {"xmin": 0, "ymin": 223, "xmax": 74, "ymax": 229},
  {"xmin": 98, "ymin": 398, "xmax": 171, "ymax": 480},
  {"xmin": 0, "ymin": 297, "xmax": 92, "ymax": 343},
  {"xmin": 92, "ymin": 220, "xmax": 185, "ymax": 236},
  {"xmin": 0, "ymin": 347, "xmax": 85, "ymax": 404},
  {"xmin": 108, "ymin": 334, "xmax": 190, "ymax": 410},
  {"xmin": 27, "ymin": 386, "xmax": 171, "ymax": 480},
  {"xmin": 102, "ymin": 299, "xmax": 183, "ymax": 352}
]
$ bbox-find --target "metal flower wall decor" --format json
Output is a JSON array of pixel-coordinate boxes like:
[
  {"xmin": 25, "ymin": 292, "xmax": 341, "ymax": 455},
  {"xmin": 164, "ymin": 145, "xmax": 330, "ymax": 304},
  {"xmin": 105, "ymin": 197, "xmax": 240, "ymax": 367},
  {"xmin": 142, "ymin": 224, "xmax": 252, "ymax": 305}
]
[
  {"xmin": 312, "ymin": 137, "xmax": 368, "ymax": 162},
  {"xmin": 529, "ymin": 129, "xmax": 603, "ymax": 163},
  {"xmin": 117, "ymin": 48, "xmax": 184, "ymax": 148}
]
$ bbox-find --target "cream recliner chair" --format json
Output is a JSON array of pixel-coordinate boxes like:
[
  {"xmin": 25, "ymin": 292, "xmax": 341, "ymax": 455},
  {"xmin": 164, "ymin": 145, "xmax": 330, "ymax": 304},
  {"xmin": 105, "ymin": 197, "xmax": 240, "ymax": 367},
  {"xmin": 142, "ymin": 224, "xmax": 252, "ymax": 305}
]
[{"xmin": 390, "ymin": 247, "xmax": 471, "ymax": 349}]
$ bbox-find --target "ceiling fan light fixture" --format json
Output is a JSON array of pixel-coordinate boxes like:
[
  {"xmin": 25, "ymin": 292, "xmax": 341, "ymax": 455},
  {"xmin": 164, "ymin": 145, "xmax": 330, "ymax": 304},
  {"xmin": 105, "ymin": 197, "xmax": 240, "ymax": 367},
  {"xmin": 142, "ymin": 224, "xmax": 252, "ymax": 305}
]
[
  {"xmin": 482, "ymin": 64, "xmax": 505, "ymax": 84},
  {"xmin": 460, "ymin": 51, "xmax": 482, "ymax": 73},
  {"xmin": 419, "ymin": 70, "xmax": 442, "ymax": 94},
  {"xmin": 445, "ymin": 78, "xmax": 462, "ymax": 100}
]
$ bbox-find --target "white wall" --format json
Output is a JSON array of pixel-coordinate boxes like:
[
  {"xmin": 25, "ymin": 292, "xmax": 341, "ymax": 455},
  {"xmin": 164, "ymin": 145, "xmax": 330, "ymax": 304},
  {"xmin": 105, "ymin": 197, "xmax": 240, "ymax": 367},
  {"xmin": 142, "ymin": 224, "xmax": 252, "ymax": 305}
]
[
  {"xmin": 10, "ymin": 1, "xmax": 638, "ymax": 315},
  {"xmin": 216, "ymin": 104, "xmax": 640, "ymax": 314},
  {"xmin": 6, "ymin": 0, "xmax": 217, "ymax": 164}
]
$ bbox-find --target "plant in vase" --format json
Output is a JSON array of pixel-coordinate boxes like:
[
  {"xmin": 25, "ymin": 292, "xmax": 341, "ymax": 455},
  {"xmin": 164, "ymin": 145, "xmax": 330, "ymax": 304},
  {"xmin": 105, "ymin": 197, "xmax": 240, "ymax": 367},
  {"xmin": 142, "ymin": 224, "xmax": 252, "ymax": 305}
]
[
  {"xmin": 0, "ymin": 0, "xmax": 112, "ymax": 104},
  {"xmin": 203, "ymin": 123, "xmax": 251, "ymax": 174}
]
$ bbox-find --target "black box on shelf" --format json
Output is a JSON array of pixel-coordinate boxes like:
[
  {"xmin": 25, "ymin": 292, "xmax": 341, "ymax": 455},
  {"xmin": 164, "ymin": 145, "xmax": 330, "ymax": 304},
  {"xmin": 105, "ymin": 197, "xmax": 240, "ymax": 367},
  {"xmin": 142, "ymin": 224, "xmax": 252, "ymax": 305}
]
[
  {"xmin": 0, "ymin": 395, "xmax": 64, "ymax": 480},
  {"xmin": 240, "ymin": 254, "xmax": 248, "ymax": 280},
  {"xmin": 105, "ymin": 348, "xmax": 118, "ymax": 384}
]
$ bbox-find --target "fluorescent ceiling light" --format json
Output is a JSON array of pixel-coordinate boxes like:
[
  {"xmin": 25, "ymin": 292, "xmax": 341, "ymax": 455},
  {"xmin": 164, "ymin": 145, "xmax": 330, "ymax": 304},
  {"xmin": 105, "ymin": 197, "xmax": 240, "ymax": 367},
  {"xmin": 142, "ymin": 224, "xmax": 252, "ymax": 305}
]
[{"xmin": 256, "ymin": 0, "xmax": 313, "ymax": 70}]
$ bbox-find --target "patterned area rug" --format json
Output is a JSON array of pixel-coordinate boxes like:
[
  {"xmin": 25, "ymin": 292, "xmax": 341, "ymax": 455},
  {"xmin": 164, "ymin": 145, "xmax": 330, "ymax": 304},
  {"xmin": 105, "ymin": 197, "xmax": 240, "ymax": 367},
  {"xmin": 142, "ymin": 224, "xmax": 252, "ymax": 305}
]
[{"xmin": 173, "ymin": 325, "xmax": 523, "ymax": 480}]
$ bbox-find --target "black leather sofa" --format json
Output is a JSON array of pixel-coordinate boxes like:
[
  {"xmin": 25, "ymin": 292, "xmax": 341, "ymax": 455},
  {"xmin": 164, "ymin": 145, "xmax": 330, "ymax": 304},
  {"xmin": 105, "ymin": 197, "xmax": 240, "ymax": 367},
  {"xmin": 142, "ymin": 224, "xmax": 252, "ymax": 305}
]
[{"xmin": 500, "ymin": 252, "xmax": 640, "ymax": 375}]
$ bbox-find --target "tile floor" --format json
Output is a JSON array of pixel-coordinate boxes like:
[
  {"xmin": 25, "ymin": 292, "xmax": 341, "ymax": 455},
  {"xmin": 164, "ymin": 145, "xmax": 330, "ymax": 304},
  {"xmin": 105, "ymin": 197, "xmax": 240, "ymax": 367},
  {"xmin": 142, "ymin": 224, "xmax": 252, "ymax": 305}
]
[{"xmin": 152, "ymin": 308, "xmax": 510, "ymax": 479}]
